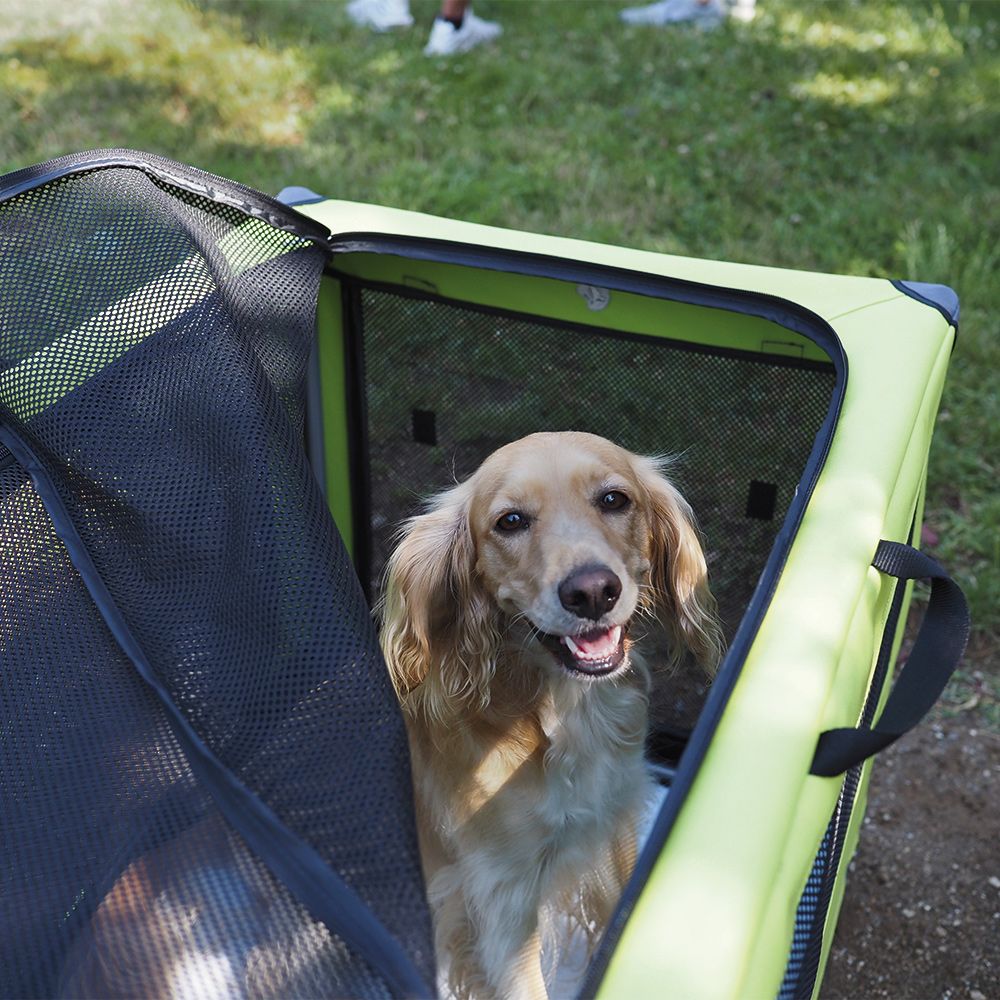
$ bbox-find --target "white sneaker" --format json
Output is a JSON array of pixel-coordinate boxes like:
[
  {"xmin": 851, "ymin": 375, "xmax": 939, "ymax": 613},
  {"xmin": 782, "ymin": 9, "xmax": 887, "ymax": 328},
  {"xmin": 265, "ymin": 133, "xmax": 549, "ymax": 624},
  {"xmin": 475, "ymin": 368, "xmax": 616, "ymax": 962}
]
[
  {"xmin": 620, "ymin": 0, "xmax": 724, "ymax": 27},
  {"xmin": 423, "ymin": 9, "xmax": 502, "ymax": 55},
  {"xmin": 346, "ymin": 0, "xmax": 413, "ymax": 32}
]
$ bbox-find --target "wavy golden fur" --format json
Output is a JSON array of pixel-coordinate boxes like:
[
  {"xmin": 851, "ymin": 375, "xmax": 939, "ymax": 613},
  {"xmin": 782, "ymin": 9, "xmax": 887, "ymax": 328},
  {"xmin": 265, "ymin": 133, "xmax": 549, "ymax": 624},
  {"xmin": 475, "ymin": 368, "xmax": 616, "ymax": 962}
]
[{"xmin": 380, "ymin": 432, "xmax": 721, "ymax": 999}]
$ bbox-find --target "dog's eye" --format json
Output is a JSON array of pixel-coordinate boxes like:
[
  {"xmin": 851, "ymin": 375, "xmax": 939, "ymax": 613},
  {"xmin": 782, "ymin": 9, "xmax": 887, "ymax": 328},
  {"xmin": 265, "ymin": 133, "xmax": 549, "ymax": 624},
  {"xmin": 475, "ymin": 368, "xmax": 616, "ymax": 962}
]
[
  {"xmin": 495, "ymin": 511, "xmax": 530, "ymax": 533},
  {"xmin": 599, "ymin": 490, "xmax": 630, "ymax": 512}
]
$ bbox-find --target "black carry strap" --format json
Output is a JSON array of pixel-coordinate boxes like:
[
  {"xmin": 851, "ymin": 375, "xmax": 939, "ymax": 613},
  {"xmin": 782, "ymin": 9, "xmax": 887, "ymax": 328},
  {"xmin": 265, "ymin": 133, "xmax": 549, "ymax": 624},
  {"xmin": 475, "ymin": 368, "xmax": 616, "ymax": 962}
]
[{"xmin": 811, "ymin": 541, "xmax": 970, "ymax": 777}]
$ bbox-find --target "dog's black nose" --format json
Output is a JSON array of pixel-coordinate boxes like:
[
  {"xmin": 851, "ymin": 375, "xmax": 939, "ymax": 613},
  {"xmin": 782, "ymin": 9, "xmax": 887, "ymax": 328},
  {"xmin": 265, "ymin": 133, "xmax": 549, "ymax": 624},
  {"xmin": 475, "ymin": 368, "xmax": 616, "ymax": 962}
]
[{"xmin": 558, "ymin": 565, "xmax": 622, "ymax": 620}]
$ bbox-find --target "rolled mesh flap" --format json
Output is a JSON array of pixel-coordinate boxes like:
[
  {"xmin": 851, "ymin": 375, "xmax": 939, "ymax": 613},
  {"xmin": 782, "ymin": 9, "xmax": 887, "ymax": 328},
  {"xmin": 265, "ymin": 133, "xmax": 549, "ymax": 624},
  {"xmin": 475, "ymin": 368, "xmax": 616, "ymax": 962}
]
[{"xmin": 0, "ymin": 153, "xmax": 434, "ymax": 998}]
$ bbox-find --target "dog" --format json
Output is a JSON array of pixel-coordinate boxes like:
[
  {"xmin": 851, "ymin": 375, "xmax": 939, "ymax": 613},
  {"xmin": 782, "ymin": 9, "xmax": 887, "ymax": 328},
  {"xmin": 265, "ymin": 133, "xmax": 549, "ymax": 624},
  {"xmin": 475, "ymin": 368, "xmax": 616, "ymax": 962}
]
[{"xmin": 379, "ymin": 431, "xmax": 722, "ymax": 999}]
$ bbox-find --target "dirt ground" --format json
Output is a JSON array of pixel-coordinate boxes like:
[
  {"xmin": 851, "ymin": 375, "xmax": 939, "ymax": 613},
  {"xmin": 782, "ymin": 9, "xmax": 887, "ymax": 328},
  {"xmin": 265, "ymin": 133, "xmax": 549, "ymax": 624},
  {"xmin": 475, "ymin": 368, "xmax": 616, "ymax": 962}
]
[{"xmin": 820, "ymin": 695, "xmax": 999, "ymax": 1000}]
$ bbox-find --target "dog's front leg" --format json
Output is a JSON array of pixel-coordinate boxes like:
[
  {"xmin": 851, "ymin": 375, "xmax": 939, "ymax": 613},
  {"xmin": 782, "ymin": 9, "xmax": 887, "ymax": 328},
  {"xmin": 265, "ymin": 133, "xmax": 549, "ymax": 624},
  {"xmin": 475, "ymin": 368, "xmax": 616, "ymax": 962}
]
[
  {"xmin": 428, "ymin": 862, "xmax": 545, "ymax": 1000},
  {"xmin": 461, "ymin": 865, "xmax": 547, "ymax": 1000},
  {"xmin": 473, "ymin": 893, "xmax": 546, "ymax": 1000},
  {"xmin": 493, "ymin": 927, "xmax": 546, "ymax": 1000}
]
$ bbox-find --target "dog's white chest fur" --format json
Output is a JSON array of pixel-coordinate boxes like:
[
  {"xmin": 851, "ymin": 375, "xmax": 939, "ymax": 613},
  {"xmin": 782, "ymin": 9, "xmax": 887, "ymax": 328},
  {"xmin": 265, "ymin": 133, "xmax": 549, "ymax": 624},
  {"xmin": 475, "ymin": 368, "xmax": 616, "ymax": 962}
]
[
  {"xmin": 534, "ymin": 679, "xmax": 648, "ymax": 845},
  {"xmin": 422, "ymin": 674, "xmax": 651, "ymax": 1000}
]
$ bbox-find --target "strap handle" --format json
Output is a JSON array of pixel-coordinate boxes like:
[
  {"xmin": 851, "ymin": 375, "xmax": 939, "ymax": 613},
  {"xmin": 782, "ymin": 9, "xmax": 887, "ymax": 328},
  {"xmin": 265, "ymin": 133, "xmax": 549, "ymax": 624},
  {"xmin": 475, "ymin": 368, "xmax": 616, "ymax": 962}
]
[{"xmin": 811, "ymin": 541, "xmax": 970, "ymax": 777}]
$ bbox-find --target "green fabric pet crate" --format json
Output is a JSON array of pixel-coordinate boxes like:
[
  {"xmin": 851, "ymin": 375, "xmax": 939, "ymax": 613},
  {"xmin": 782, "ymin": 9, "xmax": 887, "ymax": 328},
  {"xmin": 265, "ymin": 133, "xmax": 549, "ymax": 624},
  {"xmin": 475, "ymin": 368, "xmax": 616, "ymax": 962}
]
[{"xmin": 0, "ymin": 150, "xmax": 968, "ymax": 1000}]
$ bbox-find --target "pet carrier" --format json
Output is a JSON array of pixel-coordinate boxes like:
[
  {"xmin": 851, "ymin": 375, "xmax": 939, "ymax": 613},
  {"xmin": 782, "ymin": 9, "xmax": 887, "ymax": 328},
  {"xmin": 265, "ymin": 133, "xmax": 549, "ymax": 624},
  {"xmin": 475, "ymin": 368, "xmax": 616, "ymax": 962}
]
[{"xmin": 0, "ymin": 150, "xmax": 968, "ymax": 1000}]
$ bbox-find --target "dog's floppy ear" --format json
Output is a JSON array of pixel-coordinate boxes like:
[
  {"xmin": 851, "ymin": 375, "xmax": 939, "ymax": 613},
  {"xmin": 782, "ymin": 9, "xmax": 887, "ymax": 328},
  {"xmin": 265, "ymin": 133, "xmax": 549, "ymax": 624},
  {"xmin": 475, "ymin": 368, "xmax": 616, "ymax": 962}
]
[
  {"xmin": 635, "ymin": 457, "xmax": 724, "ymax": 674},
  {"xmin": 379, "ymin": 480, "xmax": 499, "ymax": 721}
]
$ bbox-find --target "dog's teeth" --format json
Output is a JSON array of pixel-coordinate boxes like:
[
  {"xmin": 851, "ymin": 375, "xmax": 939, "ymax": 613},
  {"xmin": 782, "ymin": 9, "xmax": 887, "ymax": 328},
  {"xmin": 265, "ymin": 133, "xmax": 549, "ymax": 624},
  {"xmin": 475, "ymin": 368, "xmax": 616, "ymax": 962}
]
[{"xmin": 563, "ymin": 635, "xmax": 581, "ymax": 657}]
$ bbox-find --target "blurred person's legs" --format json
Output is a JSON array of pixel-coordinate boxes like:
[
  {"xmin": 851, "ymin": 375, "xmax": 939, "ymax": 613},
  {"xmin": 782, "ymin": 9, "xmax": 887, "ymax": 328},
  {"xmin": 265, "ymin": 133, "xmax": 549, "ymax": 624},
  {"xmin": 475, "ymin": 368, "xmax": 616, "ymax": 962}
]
[
  {"xmin": 730, "ymin": 0, "xmax": 756, "ymax": 22},
  {"xmin": 346, "ymin": 0, "xmax": 414, "ymax": 31},
  {"xmin": 424, "ymin": 1, "xmax": 502, "ymax": 55},
  {"xmin": 620, "ymin": 0, "xmax": 726, "ymax": 27},
  {"xmin": 347, "ymin": 0, "xmax": 502, "ymax": 54}
]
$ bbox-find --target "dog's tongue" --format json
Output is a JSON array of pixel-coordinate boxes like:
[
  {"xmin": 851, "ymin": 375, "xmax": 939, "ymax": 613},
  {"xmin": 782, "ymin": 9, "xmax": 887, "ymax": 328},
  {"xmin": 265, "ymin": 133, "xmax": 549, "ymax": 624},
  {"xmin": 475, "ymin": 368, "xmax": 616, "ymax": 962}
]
[{"xmin": 563, "ymin": 625, "xmax": 622, "ymax": 661}]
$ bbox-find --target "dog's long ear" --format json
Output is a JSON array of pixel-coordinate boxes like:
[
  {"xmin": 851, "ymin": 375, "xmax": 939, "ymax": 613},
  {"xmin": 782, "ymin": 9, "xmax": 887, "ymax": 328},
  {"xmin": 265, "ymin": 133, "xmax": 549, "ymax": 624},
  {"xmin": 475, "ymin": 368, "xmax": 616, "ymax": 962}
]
[
  {"xmin": 636, "ymin": 457, "xmax": 724, "ymax": 674},
  {"xmin": 379, "ymin": 481, "xmax": 499, "ymax": 721}
]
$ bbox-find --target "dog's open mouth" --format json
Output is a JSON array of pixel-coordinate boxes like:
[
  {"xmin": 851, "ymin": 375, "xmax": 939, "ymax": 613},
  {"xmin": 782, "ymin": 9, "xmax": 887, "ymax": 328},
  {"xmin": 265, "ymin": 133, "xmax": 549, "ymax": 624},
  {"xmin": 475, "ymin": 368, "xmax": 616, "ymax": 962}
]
[{"xmin": 538, "ymin": 623, "xmax": 628, "ymax": 677}]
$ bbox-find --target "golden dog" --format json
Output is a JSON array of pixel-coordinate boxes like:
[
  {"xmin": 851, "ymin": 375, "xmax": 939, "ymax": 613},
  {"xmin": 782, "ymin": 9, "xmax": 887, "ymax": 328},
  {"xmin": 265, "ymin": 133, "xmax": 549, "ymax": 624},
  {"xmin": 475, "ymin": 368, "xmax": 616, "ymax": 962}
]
[{"xmin": 380, "ymin": 431, "xmax": 721, "ymax": 999}]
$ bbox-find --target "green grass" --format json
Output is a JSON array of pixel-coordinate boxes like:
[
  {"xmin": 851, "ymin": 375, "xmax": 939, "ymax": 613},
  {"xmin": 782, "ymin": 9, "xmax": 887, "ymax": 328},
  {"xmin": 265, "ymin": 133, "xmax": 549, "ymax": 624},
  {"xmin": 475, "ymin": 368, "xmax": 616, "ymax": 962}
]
[{"xmin": 2, "ymin": 0, "xmax": 998, "ymax": 664}]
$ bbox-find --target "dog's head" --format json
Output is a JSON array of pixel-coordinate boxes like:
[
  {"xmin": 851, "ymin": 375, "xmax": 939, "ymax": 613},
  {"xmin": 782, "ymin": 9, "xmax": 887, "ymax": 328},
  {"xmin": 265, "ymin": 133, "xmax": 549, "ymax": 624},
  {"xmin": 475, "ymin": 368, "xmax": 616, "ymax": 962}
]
[{"xmin": 380, "ymin": 432, "xmax": 722, "ymax": 717}]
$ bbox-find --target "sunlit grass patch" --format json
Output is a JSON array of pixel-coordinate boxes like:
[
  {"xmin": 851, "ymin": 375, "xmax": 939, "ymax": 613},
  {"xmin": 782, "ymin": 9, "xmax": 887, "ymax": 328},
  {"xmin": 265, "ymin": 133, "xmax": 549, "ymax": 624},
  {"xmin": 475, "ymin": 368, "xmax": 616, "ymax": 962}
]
[
  {"xmin": 790, "ymin": 71, "xmax": 901, "ymax": 106},
  {"xmin": 778, "ymin": 5, "xmax": 964, "ymax": 59},
  {"xmin": 2, "ymin": 0, "xmax": 316, "ymax": 149}
]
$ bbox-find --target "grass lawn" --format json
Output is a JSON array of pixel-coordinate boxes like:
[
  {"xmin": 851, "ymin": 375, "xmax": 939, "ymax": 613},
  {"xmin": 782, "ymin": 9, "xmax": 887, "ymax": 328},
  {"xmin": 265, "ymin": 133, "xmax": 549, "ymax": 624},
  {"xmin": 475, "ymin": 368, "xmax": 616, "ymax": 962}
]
[{"xmin": 2, "ymin": 0, "xmax": 997, "ymax": 717}]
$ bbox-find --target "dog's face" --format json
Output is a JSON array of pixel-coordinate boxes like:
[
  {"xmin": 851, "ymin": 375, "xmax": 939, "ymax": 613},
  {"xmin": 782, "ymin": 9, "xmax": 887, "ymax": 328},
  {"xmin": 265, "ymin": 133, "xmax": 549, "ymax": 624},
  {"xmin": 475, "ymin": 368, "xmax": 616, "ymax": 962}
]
[
  {"xmin": 466, "ymin": 433, "xmax": 659, "ymax": 678},
  {"xmin": 381, "ymin": 432, "xmax": 721, "ymax": 710}
]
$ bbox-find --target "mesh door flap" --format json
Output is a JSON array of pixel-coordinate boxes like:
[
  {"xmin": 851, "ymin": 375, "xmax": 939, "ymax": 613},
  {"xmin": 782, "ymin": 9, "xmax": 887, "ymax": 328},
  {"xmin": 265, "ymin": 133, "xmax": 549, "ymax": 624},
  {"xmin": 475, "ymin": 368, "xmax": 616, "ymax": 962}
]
[{"xmin": 0, "ymin": 153, "xmax": 434, "ymax": 999}]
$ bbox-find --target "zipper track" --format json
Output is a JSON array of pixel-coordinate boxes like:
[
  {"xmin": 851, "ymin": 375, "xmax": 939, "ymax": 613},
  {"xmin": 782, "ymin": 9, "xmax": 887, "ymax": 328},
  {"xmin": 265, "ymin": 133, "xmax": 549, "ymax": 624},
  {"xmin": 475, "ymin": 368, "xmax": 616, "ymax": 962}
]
[
  {"xmin": 329, "ymin": 233, "xmax": 845, "ymax": 350},
  {"xmin": 326, "ymin": 232, "xmax": 849, "ymax": 997},
  {"xmin": 785, "ymin": 512, "xmax": 918, "ymax": 1000},
  {"xmin": 0, "ymin": 149, "xmax": 331, "ymax": 247}
]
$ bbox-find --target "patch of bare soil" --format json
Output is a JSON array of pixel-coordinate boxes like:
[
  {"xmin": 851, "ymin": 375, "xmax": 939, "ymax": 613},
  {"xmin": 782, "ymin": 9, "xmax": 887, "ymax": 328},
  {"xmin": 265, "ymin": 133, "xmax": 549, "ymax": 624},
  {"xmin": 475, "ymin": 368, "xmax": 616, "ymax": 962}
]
[{"xmin": 821, "ymin": 706, "xmax": 999, "ymax": 1000}]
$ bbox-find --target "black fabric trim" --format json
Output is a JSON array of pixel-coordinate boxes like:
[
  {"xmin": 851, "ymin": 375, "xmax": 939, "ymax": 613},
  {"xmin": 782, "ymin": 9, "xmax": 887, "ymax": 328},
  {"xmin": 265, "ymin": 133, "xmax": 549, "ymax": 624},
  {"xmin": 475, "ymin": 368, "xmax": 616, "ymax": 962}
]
[
  {"xmin": 0, "ymin": 431, "xmax": 429, "ymax": 997},
  {"xmin": 0, "ymin": 150, "xmax": 331, "ymax": 247},
  {"xmin": 332, "ymin": 271, "xmax": 838, "ymax": 375},
  {"xmin": 329, "ymin": 234, "xmax": 847, "ymax": 362},
  {"xmin": 890, "ymin": 280, "xmax": 960, "ymax": 335},
  {"xmin": 811, "ymin": 541, "xmax": 970, "ymax": 777}
]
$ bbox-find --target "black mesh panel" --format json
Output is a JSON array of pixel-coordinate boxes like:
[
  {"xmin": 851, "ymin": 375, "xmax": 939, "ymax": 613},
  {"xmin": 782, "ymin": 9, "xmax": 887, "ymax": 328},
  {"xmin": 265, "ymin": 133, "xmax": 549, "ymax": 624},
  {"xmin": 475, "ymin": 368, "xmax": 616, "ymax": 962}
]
[
  {"xmin": 0, "ymin": 155, "xmax": 434, "ymax": 998},
  {"xmin": 353, "ymin": 284, "xmax": 836, "ymax": 728}
]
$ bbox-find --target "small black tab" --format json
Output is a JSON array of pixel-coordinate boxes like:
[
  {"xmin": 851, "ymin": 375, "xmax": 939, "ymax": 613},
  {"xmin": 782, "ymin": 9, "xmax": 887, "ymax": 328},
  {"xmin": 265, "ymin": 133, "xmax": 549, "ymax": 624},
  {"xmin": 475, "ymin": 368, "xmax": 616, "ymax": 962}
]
[
  {"xmin": 411, "ymin": 409, "xmax": 437, "ymax": 446},
  {"xmin": 746, "ymin": 480, "xmax": 777, "ymax": 521}
]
